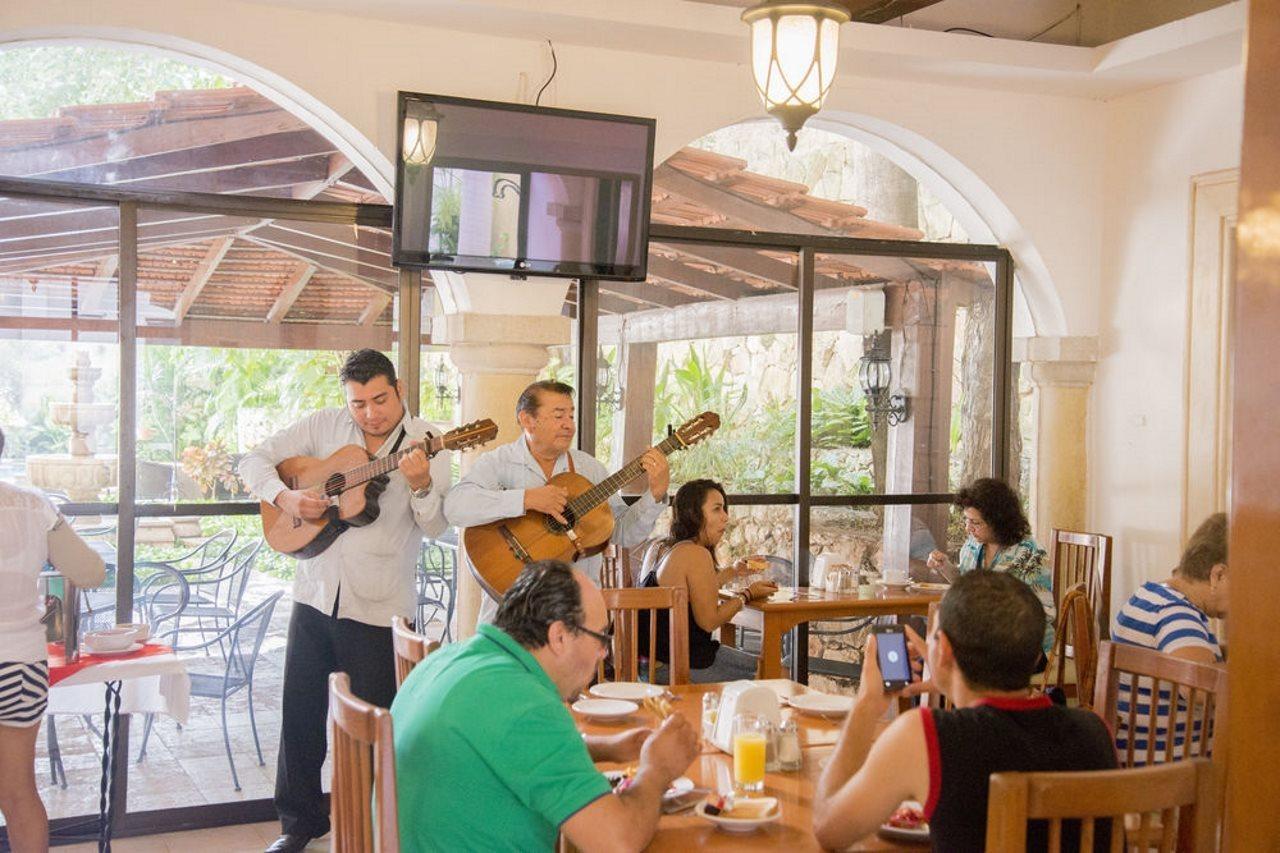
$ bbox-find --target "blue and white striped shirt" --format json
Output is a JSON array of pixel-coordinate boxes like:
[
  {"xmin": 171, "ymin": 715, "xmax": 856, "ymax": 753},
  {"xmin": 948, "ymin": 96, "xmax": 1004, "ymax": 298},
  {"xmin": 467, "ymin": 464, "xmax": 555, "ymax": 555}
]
[{"xmin": 1111, "ymin": 581, "xmax": 1222, "ymax": 762}]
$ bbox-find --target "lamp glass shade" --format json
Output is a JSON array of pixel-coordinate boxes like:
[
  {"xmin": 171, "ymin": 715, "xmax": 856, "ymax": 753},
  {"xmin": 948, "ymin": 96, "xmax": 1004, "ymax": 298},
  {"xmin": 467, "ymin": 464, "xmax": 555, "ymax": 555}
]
[
  {"xmin": 743, "ymin": 2, "xmax": 849, "ymax": 149},
  {"xmin": 402, "ymin": 115, "xmax": 438, "ymax": 166}
]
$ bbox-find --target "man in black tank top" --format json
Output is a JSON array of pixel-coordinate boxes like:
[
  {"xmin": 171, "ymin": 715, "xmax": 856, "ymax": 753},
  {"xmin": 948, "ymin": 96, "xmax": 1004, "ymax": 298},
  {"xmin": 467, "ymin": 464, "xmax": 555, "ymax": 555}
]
[{"xmin": 813, "ymin": 571, "xmax": 1116, "ymax": 852}]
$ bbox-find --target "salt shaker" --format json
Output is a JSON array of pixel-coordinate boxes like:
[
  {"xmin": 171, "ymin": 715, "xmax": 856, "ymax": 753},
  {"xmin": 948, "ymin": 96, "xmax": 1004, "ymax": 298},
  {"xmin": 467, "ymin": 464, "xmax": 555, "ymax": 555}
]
[
  {"xmin": 764, "ymin": 721, "xmax": 780, "ymax": 772},
  {"xmin": 701, "ymin": 692, "xmax": 720, "ymax": 740},
  {"xmin": 777, "ymin": 719, "xmax": 802, "ymax": 771}
]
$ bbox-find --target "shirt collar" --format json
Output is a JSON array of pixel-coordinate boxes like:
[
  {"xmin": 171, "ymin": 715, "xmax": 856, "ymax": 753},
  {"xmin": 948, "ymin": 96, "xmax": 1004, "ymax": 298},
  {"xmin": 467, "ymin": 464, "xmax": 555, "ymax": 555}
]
[
  {"xmin": 346, "ymin": 408, "xmax": 409, "ymax": 458},
  {"xmin": 517, "ymin": 434, "xmax": 568, "ymax": 478},
  {"xmin": 974, "ymin": 694, "xmax": 1054, "ymax": 712},
  {"xmin": 476, "ymin": 623, "xmax": 562, "ymax": 698}
]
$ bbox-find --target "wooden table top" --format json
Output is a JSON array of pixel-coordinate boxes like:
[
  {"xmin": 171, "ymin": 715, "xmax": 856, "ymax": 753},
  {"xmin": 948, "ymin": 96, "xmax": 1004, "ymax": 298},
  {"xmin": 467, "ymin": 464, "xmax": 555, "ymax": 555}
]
[
  {"xmin": 572, "ymin": 680, "xmax": 847, "ymax": 752},
  {"xmin": 596, "ymin": 746, "xmax": 925, "ymax": 851},
  {"xmin": 724, "ymin": 585, "xmax": 942, "ymax": 614}
]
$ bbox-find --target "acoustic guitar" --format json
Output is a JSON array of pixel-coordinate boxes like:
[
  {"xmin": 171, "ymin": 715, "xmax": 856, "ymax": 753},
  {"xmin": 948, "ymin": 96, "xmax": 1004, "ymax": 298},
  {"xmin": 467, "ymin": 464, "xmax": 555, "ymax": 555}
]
[
  {"xmin": 463, "ymin": 411, "xmax": 720, "ymax": 597},
  {"xmin": 262, "ymin": 419, "xmax": 498, "ymax": 558}
]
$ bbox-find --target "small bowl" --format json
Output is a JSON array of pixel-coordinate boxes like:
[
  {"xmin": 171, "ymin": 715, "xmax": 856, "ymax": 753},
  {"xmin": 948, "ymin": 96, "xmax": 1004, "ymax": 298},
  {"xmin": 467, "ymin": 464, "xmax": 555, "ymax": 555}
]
[
  {"xmin": 115, "ymin": 623, "xmax": 151, "ymax": 643},
  {"xmin": 83, "ymin": 628, "xmax": 136, "ymax": 652}
]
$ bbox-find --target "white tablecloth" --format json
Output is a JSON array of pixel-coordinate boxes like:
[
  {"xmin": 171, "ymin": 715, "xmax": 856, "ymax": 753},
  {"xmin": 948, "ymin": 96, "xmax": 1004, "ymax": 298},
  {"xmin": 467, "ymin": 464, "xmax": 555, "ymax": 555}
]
[{"xmin": 47, "ymin": 653, "xmax": 190, "ymax": 723}]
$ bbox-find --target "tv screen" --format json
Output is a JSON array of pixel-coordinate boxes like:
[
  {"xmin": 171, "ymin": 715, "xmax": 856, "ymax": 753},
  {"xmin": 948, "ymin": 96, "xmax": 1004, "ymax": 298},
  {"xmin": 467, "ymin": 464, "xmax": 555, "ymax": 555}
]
[{"xmin": 393, "ymin": 92, "xmax": 655, "ymax": 281}]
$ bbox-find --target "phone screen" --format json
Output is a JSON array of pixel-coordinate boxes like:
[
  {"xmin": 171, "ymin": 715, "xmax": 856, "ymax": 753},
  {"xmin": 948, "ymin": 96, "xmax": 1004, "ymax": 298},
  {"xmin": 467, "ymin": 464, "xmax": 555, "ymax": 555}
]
[{"xmin": 875, "ymin": 628, "xmax": 912, "ymax": 690}]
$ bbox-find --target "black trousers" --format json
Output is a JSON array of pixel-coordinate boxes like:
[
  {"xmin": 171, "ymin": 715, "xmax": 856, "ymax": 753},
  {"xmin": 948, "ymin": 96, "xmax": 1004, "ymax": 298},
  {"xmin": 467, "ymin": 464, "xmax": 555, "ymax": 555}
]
[{"xmin": 274, "ymin": 600, "xmax": 396, "ymax": 837}]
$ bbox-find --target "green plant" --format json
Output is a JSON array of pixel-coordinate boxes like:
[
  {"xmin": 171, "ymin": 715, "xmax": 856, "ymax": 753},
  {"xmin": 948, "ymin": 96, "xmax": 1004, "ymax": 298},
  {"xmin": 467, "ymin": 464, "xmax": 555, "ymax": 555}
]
[{"xmin": 811, "ymin": 386, "xmax": 871, "ymax": 449}]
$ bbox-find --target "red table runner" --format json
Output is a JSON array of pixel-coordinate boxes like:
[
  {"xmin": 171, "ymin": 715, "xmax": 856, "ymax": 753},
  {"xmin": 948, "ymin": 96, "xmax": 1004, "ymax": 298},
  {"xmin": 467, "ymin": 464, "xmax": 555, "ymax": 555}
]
[{"xmin": 47, "ymin": 642, "xmax": 172, "ymax": 685}]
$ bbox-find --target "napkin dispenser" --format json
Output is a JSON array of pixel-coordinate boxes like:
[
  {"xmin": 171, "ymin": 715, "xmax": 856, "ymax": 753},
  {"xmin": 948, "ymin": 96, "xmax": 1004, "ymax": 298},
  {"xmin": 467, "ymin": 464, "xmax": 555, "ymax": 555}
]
[{"xmin": 710, "ymin": 681, "xmax": 782, "ymax": 754}]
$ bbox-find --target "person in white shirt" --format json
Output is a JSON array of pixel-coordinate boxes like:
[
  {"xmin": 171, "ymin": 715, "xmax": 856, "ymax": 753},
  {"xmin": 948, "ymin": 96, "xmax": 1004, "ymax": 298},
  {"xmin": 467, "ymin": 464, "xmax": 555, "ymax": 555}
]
[
  {"xmin": 445, "ymin": 380, "xmax": 668, "ymax": 620},
  {"xmin": 237, "ymin": 349, "xmax": 450, "ymax": 853},
  {"xmin": 0, "ymin": 426, "xmax": 106, "ymax": 852}
]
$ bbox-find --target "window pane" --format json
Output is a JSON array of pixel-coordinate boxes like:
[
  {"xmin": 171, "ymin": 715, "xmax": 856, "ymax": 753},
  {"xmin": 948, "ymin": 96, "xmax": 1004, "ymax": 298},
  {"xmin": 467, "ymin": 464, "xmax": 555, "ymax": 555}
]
[
  {"xmin": 809, "ymin": 254, "xmax": 996, "ymax": 496},
  {"xmin": 596, "ymin": 241, "xmax": 799, "ymax": 494}
]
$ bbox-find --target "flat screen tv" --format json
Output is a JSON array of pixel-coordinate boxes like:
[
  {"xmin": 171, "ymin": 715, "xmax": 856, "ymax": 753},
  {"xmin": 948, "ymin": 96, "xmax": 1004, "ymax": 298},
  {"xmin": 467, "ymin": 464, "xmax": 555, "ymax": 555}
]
[{"xmin": 392, "ymin": 91, "xmax": 655, "ymax": 281}]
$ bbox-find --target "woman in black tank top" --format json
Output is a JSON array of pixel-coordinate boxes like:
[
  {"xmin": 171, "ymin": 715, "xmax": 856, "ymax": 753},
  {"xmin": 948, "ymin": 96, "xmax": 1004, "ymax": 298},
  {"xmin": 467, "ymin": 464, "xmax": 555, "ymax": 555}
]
[{"xmin": 635, "ymin": 480, "xmax": 777, "ymax": 683}]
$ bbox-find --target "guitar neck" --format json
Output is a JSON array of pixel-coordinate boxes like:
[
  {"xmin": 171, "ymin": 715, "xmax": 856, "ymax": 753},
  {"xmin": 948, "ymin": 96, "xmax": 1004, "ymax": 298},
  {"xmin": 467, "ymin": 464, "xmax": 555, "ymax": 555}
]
[
  {"xmin": 566, "ymin": 434, "xmax": 682, "ymax": 516},
  {"xmin": 330, "ymin": 434, "xmax": 442, "ymax": 495}
]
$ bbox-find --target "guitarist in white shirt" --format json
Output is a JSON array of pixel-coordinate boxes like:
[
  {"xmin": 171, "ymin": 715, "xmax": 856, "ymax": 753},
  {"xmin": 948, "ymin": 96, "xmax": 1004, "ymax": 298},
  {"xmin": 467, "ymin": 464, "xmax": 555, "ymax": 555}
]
[
  {"xmin": 238, "ymin": 349, "xmax": 450, "ymax": 853},
  {"xmin": 445, "ymin": 380, "xmax": 669, "ymax": 621}
]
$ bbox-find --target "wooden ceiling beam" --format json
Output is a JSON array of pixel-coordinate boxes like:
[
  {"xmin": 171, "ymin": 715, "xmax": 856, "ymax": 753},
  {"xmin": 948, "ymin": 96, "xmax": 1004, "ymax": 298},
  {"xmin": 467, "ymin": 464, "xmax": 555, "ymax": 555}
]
[
  {"xmin": 686, "ymin": 0, "xmax": 943, "ymax": 23},
  {"xmin": 173, "ymin": 236, "xmax": 235, "ymax": 322},
  {"xmin": 0, "ymin": 314, "xmax": 397, "ymax": 351},
  {"xmin": 238, "ymin": 235, "xmax": 395, "ymax": 293},
  {"xmin": 654, "ymin": 163, "xmax": 845, "ymax": 237},
  {"xmin": 646, "ymin": 254, "xmax": 776, "ymax": 301},
  {"xmin": 598, "ymin": 280, "xmax": 700, "ymax": 310},
  {"xmin": 357, "ymin": 291, "xmax": 392, "ymax": 326},
  {"xmin": 265, "ymin": 262, "xmax": 316, "ymax": 324}
]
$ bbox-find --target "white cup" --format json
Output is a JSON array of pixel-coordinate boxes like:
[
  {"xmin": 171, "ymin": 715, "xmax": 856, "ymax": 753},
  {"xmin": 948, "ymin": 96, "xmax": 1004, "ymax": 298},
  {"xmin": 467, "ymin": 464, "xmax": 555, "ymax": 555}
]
[{"xmin": 811, "ymin": 555, "xmax": 831, "ymax": 590}]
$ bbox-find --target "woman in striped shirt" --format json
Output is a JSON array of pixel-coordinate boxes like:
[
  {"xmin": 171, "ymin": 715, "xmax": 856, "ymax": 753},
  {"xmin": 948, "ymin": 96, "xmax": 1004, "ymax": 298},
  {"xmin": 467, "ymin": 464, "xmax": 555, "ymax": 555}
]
[{"xmin": 1111, "ymin": 513, "xmax": 1227, "ymax": 761}]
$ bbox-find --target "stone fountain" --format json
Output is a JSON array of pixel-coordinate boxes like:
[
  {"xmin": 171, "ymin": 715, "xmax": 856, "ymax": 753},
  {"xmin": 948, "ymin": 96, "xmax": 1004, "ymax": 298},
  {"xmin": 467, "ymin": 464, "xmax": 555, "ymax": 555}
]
[{"xmin": 26, "ymin": 352, "xmax": 118, "ymax": 501}]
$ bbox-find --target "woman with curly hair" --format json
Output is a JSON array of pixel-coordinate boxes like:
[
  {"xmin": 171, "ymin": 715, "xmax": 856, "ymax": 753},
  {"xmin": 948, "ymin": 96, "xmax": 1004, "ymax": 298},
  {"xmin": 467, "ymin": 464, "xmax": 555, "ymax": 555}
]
[{"xmin": 927, "ymin": 477, "xmax": 1055, "ymax": 656}]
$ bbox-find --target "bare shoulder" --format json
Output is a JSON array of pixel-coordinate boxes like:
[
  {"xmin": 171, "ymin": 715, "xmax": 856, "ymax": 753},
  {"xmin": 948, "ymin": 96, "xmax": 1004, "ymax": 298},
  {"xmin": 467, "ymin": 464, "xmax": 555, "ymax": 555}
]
[{"xmin": 658, "ymin": 541, "xmax": 714, "ymax": 581}]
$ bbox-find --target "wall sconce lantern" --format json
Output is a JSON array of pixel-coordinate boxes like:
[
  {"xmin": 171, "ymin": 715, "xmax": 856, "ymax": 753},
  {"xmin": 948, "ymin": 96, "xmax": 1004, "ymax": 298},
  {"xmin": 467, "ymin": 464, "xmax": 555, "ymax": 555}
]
[
  {"xmin": 433, "ymin": 359, "xmax": 459, "ymax": 403},
  {"xmin": 858, "ymin": 335, "xmax": 909, "ymax": 427},
  {"xmin": 597, "ymin": 361, "xmax": 624, "ymax": 411},
  {"xmin": 741, "ymin": 1, "xmax": 851, "ymax": 151},
  {"xmin": 402, "ymin": 105, "xmax": 441, "ymax": 167}
]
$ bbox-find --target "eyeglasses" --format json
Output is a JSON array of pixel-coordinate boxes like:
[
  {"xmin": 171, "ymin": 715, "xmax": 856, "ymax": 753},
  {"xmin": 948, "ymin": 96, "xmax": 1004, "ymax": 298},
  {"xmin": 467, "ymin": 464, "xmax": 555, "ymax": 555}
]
[{"xmin": 572, "ymin": 621, "xmax": 614, "ymax": 650}]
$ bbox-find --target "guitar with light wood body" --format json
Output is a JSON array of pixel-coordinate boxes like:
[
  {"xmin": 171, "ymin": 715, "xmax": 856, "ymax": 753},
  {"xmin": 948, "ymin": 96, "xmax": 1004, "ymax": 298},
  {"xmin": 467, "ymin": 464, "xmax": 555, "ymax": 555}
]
[
  {"xmin": 463, "ymin": 412, "xmax": 720, "ymax": 597},
  {"xmin": 262, "ymin": 419, "xmax": 498, "ymax": 558}
]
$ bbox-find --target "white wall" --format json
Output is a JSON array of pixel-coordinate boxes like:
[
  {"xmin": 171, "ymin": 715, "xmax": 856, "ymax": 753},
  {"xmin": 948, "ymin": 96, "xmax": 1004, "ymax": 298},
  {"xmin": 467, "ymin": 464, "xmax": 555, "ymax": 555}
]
[{"xmin": 1093, "ymin": 65, "xmax": 1243, "ymax": 608}]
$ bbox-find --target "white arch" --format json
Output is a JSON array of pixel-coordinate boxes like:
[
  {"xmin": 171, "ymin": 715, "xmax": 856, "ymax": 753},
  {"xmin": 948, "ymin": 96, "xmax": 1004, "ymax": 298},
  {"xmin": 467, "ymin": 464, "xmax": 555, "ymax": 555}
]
[
  {"xmin": 0, "ymin": 25, "xmax": 395, "ymax": 200},
  {"xmin": 682, "ymin": 114, "xmax": 1067, "ymax": 338}
]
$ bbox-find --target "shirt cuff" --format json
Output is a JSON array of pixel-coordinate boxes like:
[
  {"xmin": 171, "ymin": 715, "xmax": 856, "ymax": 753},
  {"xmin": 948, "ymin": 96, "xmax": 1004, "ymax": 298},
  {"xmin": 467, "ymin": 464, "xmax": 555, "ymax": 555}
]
[{"xmin": 259, "ymin": 482, "xmax": 287, "ymax": 507}]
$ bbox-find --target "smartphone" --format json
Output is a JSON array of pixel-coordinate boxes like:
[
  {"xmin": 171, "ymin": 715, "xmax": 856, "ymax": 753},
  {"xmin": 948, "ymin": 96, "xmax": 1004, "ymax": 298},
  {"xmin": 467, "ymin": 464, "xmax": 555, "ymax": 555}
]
[{"xmin": 874, "ymin": 626, "xmax": 913, "ymax": 692}]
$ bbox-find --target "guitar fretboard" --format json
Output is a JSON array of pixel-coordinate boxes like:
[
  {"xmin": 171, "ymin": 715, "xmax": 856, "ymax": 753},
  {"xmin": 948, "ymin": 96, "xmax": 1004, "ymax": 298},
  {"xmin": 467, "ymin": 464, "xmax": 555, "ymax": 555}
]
[
  {"xmin": 323, "ymin": 435, "xmax": 441, "ymax": 496},
  {"xmin": 564, "ymin": 433, "xmax": 683, "ymax": 517}
]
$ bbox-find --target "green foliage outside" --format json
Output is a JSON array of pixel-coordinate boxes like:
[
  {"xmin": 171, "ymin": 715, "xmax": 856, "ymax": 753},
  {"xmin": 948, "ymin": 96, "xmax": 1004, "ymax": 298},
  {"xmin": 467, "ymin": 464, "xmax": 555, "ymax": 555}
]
[{"xmin": 0, "ymin": 45, "xmax": 233, "ymax": 121}]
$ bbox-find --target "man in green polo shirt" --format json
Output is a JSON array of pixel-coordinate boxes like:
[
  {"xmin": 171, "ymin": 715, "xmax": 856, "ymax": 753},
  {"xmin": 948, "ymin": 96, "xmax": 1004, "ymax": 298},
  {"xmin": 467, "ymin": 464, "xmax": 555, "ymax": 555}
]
[{"xmin": 391, "ymin": 560, "xmax": 699, "ymax": 852}]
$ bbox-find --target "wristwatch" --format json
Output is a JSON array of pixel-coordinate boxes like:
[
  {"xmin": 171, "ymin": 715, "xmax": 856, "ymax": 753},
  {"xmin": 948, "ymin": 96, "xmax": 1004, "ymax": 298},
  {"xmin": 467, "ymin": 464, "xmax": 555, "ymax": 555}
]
[{"xmin": 410, "ymin": 484, "xmax": 432, "ymax": 500}]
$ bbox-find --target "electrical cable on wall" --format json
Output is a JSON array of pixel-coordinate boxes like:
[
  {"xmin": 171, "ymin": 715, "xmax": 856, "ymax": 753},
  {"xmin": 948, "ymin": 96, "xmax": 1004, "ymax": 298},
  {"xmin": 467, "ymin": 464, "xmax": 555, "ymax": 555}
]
[{"xmin": 535, "ymin": 40, "xmax": 558, "ymax": 107}]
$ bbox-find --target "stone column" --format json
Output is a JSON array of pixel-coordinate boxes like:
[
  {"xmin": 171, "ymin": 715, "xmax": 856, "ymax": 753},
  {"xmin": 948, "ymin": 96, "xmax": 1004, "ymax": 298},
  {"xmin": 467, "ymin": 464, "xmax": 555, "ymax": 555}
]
[
  {"xmin": 444, "ymin": 311, "xmax": 572, "ymax": 639},
  {"xmin": 1015, "ymin": 336, "xmax": 1098, "ymax": 548}
]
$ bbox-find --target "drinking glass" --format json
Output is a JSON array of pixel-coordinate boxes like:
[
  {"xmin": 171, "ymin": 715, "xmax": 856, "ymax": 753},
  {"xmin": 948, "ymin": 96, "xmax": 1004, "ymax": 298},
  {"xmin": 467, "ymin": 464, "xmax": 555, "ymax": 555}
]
[{"xmin": 732, "ymin": 713, "xmax": 767, "ymax": 793}]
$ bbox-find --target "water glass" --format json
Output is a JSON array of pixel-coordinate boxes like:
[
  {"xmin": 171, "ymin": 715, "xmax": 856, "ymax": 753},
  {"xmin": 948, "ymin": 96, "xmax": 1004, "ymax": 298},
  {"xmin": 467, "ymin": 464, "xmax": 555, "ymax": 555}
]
[
  {"xmin": 732, "ymin": 713, "xmax": 767, "ymax": 793},
  {"xmin": 701, "ymin": 692, "xmax": 720, "ymax": 740}
]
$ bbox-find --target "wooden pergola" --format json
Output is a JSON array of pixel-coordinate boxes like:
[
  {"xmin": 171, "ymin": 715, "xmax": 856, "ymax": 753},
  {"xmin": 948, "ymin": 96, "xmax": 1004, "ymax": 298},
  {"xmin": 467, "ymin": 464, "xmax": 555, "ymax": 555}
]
[{"xmin": 0, "ymin": 85, "xmax": 985, "ymax": 352}]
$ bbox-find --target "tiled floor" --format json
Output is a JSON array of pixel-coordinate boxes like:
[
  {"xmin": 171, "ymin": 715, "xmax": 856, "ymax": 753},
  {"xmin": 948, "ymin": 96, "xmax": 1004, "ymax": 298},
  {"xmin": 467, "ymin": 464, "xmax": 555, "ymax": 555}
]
[{"xmin": 57, "ymin": 821, "xmax": 327, "ymax": 852}]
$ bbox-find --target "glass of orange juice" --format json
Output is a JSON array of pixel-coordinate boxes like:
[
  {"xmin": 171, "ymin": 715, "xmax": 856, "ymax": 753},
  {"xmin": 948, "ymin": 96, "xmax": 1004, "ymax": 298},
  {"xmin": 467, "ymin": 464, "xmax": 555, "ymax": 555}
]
[{"xmin": 732, "ymin": 713, "xmax": 767, "ymax": 793}]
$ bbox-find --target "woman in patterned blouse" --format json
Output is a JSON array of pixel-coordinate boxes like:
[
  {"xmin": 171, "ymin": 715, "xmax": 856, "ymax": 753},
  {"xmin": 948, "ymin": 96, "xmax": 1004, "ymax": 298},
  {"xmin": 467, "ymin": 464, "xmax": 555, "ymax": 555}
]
[{"xmin": 928, "ymin": 478, "xmax": 1055, "ymax": 657}]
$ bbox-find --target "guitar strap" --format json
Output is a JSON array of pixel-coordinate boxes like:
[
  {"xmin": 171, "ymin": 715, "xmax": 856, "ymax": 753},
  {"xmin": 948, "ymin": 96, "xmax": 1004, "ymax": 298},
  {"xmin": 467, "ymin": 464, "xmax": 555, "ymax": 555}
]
[{"xmin": 560, "ymin": 451, "xmax": 583, "ymax": 559}]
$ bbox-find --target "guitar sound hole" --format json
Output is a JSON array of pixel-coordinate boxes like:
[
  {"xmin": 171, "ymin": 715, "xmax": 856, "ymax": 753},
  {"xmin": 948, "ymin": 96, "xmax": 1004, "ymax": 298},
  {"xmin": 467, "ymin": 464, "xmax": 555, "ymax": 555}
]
[{"xmin": 545, "ymin": 507, "xmax": 577, "ymax": 534}]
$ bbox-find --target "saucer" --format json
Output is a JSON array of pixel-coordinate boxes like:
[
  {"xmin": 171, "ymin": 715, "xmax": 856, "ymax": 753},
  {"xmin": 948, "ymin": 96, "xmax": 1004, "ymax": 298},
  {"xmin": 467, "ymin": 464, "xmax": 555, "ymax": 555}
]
[{"xmin": 84, "ymin": 642, "xmax": 144, "ymax": 657}]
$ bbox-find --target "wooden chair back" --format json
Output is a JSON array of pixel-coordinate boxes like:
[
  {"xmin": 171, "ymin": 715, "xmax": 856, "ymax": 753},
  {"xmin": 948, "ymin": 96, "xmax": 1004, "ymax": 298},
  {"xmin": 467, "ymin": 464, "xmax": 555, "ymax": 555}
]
[
  {"xmin": 391, "ymin": 615, "xmax": 439, "ymax": 689},
  {"xmin": 329, "ymin": 672, "xmax": 398, "ymax": 853},
  {"xmin": 1093, "ymin": 641, "xmax": 1228, "ymax": 768},
  {"xmin": 1051, "ymin": 528, "xmax": 1113, "ymax": 633},
  {"xmin": 1041, "ymin": 582, "xmax": 1099, "ymax": 709},
  {"xmin": 985, "ymin": 758, "xmax": 1218, "ymax": 852},
  {"xmin": 598, "ymin": 586, "xmax": 690, "ymax": 685},
  {"xmin": 923, "ymin": 600, "xmax": 954, "ymax": 711},
  {"xmin": 600, "ymin": 543, "xmax": 636, "ymax": 590}
]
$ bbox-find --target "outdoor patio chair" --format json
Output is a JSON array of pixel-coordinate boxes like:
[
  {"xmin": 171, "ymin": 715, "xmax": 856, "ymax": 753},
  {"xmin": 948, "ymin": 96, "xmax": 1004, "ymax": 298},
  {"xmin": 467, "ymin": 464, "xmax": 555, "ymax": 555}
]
[
  {"xmin": 137, "ymin": 590, "xmax": 282, "ymax": 791},
  {"xmin": 329, "ymin": 671, "xmax": 399, "ymax": 852},
  {"xmin": 416, "ymin": 538, "xmax": 456, "ymax": 643},
  {"xmin": 156, "ymin": 539, "xmax": 261, "ymax": 654}
]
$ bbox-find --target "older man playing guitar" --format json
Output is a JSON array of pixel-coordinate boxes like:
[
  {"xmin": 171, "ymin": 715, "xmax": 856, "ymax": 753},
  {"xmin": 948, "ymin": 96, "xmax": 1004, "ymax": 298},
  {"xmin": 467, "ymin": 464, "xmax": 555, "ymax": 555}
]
[
  {"xmin": 239, "ymin": 348, "xmax": 450, "ymax": 853},
  {"xmin": 446, "ymin": 379, "xmax": 668, "ymax": 619}
]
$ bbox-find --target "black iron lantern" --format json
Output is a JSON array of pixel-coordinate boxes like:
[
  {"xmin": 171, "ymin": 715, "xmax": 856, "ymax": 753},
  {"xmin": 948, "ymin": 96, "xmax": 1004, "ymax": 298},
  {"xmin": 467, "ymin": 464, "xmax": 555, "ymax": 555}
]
[
  {"xmin": 597, "ymin": 360, "xmax": 623, "ymax": 410},
  {"xmin": 433, "ymin": 360, "xmax": 459, "ymax": 403},
  {"xmin": 858, "ymin": 335, "xmax": 909, "ymax": 426}
]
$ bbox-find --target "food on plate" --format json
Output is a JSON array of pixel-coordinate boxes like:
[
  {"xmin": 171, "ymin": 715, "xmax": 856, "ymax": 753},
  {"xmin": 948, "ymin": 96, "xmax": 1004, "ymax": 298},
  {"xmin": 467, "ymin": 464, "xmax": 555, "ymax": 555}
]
[
  {"xmin": 702, "ymin": 792, "xmax": 734, "ymax": 816},
  {"xmin": 643, "ymin": 695, "xmax": 673, "ymax": 720},
  {"xmin": 723, "ymin": 799, "xmax": 777, "ymax": 820},
  {"xmin": 887, "ymin": 804, "xmax": 927, "ymax": 830}
]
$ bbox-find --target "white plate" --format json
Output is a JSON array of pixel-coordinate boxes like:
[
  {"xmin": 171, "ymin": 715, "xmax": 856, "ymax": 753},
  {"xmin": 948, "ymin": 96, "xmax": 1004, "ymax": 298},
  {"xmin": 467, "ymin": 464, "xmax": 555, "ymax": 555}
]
[
  {"xmin": 878, "ymin": 578, "xmax": 913, "ymax": 589},
  {"xmin": 604, "ymin": 771, "xmax": 694, "ymax": 799},
  {"xmin": 695, "ymin": 797, "xmax": 780, "ymax": 833},
  {"xmin": 84, "ymin": 641, "xmax": 143, "ymax": 657},
  {"xmin": 908, "ymin": 582, "xmax": 950, "ymax": 593},
  {"xmin": 787, "ymin": 692, "xmax": 854, "ymax": 717},
  {"xmin": 589, "ymin": 682, "xmax": 664, "ymax": 701},
  {"xmin": 572, "ymin": 698, "xmax": 638, "ymax": 720},
  {"xmin": 878, "ymin": 800, "xmax": 929, "ymax": 841}
]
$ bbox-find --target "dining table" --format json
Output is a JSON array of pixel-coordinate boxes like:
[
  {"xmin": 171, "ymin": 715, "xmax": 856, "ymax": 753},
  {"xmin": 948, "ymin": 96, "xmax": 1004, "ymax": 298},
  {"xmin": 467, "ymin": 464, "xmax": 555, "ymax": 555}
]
[
  {"xmin": 574, "ymin": 679, "xmax": 927, "ymax": 850},
  {"xmin": 722, "ymin": 585, "xmax": 943, "ymax": 680}
]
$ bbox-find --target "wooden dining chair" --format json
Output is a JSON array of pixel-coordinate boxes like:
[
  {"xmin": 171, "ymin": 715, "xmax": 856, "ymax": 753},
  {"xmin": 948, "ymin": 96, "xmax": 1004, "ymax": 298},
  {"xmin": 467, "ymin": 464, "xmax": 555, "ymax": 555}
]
[
  {"xmin": 1040, "ymin": 582, "xmax": 1099, "ymax": 709},
  {"xmin": 329, "ymin": 672, "xmax": 399, "ymax": 853},
  {"xmin": 921, "ymin": 600, "xmax": 954, "ymax": 711},
  {"xmin": 391, "ymin": 614, "xmax": 439, "ymax": 689},
  {"xmin": 1092, "ymin": 641, "xmax": 1227, "ymax": 768},
  {"xmin": 1051, "ymin": 528, "xmax": 1114, "ymax": 634},
  {"xmin": 598, "ymin": 586, "xmax": 690, "ymax": 685},
  {"xmin": 985, "ymin": 758, "xmax": 1218, "ymax": 852}
]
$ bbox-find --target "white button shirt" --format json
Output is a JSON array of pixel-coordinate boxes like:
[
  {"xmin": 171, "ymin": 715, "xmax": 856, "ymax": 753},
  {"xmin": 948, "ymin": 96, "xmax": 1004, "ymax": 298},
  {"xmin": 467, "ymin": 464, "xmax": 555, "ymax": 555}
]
[
  {"xmin": 238, "ymin": 408, "xmax": 450, "ymax": 627},
  {"xmin": 444, "ymin": 436, "xmax": 664, "ymax": 616}
]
